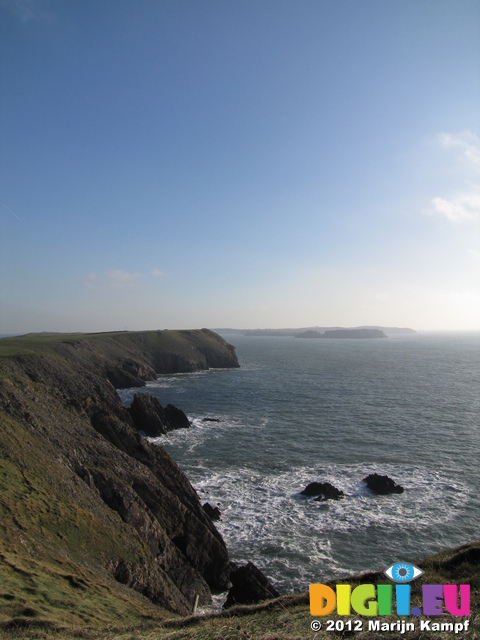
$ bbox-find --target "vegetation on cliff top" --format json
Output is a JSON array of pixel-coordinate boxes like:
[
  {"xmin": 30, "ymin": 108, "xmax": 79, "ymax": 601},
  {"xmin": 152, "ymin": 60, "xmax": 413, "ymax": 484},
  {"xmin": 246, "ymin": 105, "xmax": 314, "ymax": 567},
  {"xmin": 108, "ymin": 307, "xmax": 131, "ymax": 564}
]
[
  {"xmin": 0, "ymin": 329, "xmax": 238, "ymax": 363},
  {"xmin": 0, "ymin": 541, "xmax": 477, "ymax": 639}
]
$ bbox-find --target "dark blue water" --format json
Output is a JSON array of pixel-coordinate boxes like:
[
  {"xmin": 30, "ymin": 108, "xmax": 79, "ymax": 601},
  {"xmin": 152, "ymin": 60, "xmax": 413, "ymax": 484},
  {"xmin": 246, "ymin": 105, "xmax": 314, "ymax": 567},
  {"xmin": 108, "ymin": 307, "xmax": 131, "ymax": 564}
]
[{"xmin": 119, "ymin": 332, "xmax": 480, "ymax": 594}]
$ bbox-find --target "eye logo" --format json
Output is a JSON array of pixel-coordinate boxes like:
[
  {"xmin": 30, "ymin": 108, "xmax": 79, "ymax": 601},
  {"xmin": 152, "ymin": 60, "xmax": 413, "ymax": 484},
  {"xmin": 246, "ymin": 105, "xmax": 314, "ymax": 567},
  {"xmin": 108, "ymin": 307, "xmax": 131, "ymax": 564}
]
[{"xmin": 384, "ymin": 562, "xmax": 424, "ymax": 583}]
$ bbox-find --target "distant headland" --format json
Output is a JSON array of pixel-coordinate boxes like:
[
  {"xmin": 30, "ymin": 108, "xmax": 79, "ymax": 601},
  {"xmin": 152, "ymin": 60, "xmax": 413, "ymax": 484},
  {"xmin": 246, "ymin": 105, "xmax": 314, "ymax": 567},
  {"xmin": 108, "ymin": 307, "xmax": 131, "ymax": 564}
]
[
  {"xmin": 216, "ymin": 326, "xmax": 417, "ymax": 337},
  {"xmin": 295, "ymin": 328, "xmax": 387, "ymax": 339}
]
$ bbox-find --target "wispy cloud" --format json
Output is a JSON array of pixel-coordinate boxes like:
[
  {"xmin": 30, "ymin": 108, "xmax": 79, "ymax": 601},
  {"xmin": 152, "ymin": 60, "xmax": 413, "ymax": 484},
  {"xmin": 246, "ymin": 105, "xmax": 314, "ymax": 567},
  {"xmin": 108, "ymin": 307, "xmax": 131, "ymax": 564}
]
[
  {"xmin": 107, "ymin": 269, "xmax": 143, "ymax": 289},
  {"xmin": 426, "ymin": 131, "xmax": 480, "ymax": 223},
  {"xmin": 84, "ymin": 268, "xmax": 164, "ymax": 291},
  {"xmin": 438, "ymin": 131, "xmax": 480, "ymax": 166},
  {"xmin": 85, "ymin": 273, "xmax": 98, "ymax": 290},
  {"xmin": 430, "ymin": 192, "xmax": 480, "ymax": 223},
  {"xmin": 85, "ymin": 269, "xmax": 143, "ymax": 290},
  {"xmin": 1, "ymin": 202, "xmax": 21, "ymax": 220}
]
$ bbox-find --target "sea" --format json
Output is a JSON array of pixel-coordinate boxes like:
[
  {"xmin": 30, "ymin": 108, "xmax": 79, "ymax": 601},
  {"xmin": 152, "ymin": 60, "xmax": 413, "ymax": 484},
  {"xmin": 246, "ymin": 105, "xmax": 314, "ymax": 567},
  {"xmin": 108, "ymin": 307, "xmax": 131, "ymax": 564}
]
[{"xmin": 118, "ymin": 331, "xmax": 480, "ymax": 595}]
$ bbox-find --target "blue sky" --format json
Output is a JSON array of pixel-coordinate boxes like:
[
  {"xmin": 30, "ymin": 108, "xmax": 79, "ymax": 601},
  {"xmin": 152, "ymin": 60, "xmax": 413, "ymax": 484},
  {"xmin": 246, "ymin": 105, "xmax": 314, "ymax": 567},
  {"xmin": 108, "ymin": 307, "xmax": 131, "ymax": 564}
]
[{"xmin": 1, "ymin": 0, "xmax": 479, "ymax": 332}]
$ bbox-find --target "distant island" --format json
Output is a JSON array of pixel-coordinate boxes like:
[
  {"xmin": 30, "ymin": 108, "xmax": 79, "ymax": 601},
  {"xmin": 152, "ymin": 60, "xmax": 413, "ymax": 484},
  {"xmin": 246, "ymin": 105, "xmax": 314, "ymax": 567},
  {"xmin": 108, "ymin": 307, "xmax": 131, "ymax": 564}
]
[
  {"xmin": 233, "ymin": 325, "xmax": 417, "ymax": 337},
  {"xmin": 295, "ymin": 328, "xmax": 387, "ymax": 339}
]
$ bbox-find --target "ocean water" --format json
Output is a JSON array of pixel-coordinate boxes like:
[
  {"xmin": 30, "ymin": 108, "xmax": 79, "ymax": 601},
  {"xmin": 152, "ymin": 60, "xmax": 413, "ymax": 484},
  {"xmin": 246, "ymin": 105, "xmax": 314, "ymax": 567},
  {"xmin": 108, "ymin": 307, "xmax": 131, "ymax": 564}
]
[{"xmin": 118, "ymin": 332, "xmax": 480, "ymax": 594}]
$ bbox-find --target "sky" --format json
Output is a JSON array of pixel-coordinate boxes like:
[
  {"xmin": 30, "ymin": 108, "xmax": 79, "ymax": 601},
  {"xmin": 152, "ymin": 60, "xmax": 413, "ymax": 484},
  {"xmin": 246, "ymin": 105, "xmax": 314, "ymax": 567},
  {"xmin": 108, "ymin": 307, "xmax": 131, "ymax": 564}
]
[{"xmin": 1, "ymin": 0, "xmax": 479, "ymax": 333}]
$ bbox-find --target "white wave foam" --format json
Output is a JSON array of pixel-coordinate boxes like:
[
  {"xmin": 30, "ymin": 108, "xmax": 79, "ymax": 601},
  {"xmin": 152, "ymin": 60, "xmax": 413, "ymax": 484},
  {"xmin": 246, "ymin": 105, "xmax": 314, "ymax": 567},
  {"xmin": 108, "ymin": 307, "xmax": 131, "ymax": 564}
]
[
  {"xmin": 188, "ymin": 462, "xmax": 471, "ymax": 592},
  {"xmin": 117, "ymin": 334, "xmax": 480, "ymax": 594}
]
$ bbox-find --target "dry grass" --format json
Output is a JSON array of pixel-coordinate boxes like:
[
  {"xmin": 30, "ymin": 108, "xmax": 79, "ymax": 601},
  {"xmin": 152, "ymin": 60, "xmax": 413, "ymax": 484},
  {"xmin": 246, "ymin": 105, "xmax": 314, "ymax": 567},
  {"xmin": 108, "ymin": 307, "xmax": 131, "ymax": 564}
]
[{"xmin": 0, "ymin": 544, "xmax": 478, "ymax": 640}]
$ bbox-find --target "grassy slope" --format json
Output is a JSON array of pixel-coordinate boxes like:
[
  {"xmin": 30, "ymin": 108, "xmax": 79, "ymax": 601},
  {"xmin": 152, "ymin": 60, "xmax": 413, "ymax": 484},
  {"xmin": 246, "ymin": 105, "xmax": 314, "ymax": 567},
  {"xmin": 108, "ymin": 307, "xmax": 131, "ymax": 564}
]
[
  {"xmin": 0, "ymin": 407, "xmax": 169, "ymax": 633},
  {"xmin": 0, "ymin": 329, "xmax": 238, "ymax": 357},
  {"xmin": 0, "ymin": 542, "xmax": 478, "ymax": 639},
  {"xmin": 0, "ymin": 333, "xmax": 105, "ymax": 357},
  {"xmin": 0, "ymin": 331, "xmax": 198, "ymax": 358}
]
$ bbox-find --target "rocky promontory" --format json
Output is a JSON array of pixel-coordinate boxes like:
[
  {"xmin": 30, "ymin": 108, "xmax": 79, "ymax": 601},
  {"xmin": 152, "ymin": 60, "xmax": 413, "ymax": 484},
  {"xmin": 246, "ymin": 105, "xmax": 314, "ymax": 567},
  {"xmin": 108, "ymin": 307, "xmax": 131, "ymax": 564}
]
[{"xmin": 0, "ymin": 330, "xmax": 241, "ymax": 626}]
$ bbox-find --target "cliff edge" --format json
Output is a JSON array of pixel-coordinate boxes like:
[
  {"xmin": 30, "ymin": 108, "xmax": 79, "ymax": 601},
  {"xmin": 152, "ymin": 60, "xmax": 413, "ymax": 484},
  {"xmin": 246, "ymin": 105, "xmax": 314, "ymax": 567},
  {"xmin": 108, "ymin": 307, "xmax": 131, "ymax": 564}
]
[{"xmin": 0, "ymin": 330, "xmax": 239, "ymax": 629}]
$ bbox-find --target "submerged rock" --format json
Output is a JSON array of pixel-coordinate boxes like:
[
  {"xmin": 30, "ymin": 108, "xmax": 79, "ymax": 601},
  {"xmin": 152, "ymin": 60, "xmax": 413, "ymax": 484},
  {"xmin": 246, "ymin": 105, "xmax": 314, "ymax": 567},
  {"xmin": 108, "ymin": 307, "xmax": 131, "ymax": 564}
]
[
  {"xmin": 363, "ymin": 473, "xmax": 404, "ymax": 495},
  {"xmin": 223, "ymin": 562, "xmax": 280, "ymax": 608},
  {"xmin": 300, "ymin": 481, "xmax": 344, "ymax": 501}
]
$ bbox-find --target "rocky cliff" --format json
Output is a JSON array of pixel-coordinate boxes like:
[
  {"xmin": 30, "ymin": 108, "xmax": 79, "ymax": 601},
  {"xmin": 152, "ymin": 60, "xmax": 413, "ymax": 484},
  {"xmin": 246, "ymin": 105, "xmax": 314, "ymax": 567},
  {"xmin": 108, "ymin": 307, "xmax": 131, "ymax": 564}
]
[{"xmin": 0, "ymin": 330, "xmax": 239, "ymax": 627}]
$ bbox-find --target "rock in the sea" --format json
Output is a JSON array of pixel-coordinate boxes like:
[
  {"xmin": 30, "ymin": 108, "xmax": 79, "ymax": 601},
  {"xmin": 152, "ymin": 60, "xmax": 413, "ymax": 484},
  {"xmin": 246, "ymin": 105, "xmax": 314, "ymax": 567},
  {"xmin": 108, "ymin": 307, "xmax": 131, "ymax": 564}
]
[
  {"xmin": 203, "ymin": 502, "xmax": 221, "ymax": 521},
  {"xmin": 363, "ymin": 473, "xmax": 404, "ymax": 495},
  {"xmin": 128, "ymin": 393, "xmax": 190, "ymax": 437},
  {"xmin": 300, "ymin": 481, "xmax": 344, "ymax": 500},
  {"xmin": 164, "ymin": 403, "xmax": 191, "ymax": 430},
  {"xmin": 223, "ymin": 562, "xmax": 280, "ymax": 608}
]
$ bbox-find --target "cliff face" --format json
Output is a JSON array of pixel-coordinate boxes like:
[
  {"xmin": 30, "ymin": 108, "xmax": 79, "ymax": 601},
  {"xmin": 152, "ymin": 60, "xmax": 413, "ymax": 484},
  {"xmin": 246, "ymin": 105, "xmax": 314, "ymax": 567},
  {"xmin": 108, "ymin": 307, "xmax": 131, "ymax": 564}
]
[{"xmin": 0, "ymin": 330, "xmax": 239, "ymax": 627}]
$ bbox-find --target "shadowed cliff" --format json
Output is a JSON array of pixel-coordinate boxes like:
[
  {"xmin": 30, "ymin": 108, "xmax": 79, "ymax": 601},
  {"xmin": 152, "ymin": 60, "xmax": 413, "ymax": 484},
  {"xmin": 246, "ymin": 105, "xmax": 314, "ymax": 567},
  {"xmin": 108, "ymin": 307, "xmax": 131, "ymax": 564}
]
[{"xmin": 0, "ymin": 330, "xmax": 239, "ymax": 629}]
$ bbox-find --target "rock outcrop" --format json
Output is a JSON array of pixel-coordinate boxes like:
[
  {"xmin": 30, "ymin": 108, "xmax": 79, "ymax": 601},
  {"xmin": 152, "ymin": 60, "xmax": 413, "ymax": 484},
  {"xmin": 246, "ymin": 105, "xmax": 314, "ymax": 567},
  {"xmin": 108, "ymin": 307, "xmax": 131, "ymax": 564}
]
[
  {"xmin": 300, "ymin": 482, "xmax": 344, "ymax": 501},
  {"xmin": 223, "ymin": 562, "xmax": 280, "ymax": 609},
  {"xmin": 128, "ymin": 393, "xmax": 190, "ymax": 436},
  {"xmin": 0, "ymin": 330, "xmax": 239, "ymax": 622},
  {"xmin": 203, "ymin": 503, "xmax": 221, "ymax": 521},
  {"xmin": 363, "ymin": 473, "xmax": 404, "ymax": 495},
  {"xmin": 164, "ymin": 403, "xmax": 191, "ymax": 431}
]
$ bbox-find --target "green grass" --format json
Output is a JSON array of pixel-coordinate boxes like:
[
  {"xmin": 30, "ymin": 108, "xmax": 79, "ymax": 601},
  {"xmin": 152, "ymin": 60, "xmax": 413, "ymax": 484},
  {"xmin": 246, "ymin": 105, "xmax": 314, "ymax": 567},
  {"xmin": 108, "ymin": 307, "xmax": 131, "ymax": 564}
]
[
  {"xmin": 0, "ymin": 329, "xmax": 220, "ymax": 359},
  {"xmin": 0, "ymin": 543, "xmax": 477, "ymax": 639},
  {"xmin": 0, "ymin": 332, "xmax": 130, "ymax": 357},
  {"xmin": 0, "ymin": 408, "xmax": 170, "ymax": 635}
]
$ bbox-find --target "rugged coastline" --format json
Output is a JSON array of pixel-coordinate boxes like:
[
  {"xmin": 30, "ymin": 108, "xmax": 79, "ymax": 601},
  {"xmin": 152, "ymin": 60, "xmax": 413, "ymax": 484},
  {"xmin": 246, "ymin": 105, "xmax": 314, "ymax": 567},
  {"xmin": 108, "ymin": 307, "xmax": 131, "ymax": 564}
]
[
  {"xmin": 0, "ymin": 329, "xmax": 478, "ymax": 638},
  {"xmin": 0, "ymin": 330, "xmax": 242, "ymax": 627}
]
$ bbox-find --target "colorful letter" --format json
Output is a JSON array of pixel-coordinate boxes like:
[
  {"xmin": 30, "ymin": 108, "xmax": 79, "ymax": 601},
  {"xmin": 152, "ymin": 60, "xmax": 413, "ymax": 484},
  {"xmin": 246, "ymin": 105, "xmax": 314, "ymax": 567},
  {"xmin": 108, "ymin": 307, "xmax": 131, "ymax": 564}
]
[
  {"xmin": 351, "ymin": 584, "xmax": 377, "ymax": 616},
  {"xmin": 395, "ymin": 584, "xmax": 411, "ymax": 615},
  {"xmin": 309, "ymin": 584, "xmax": 336, "ymax": 616},
  {"xmin": 336, "ymin": 584, "xmax": 351, "ymax": 615},
  {"xmin": 377, "ymin": 584, "xmax": 392, "ymax": 615},
  {"xmin": 422, "ymin": 585, "xmax": 444, "ymax": 616},
  {"xmin": 444, "ymin": 584, "xmax": 470, "ymax": 616}
]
